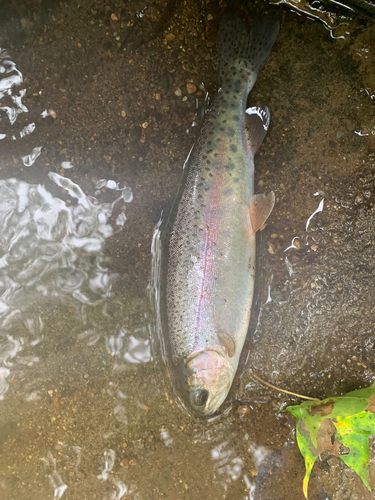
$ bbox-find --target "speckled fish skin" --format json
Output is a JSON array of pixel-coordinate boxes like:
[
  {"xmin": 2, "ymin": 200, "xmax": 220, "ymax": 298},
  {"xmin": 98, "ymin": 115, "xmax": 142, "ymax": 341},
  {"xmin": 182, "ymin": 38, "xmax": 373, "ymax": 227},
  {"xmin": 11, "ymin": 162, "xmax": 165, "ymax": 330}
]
[{"xmin": 163, "ymin": 14, "xmax": 279, "ymax": 416}]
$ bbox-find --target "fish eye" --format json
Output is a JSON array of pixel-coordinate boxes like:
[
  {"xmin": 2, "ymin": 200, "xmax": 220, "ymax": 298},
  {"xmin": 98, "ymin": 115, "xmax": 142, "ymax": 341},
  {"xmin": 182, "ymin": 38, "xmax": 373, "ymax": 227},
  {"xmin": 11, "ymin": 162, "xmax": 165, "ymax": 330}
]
[{"xmin": 190, "ymin": 388, "xmax": 209, "ymax": 407}]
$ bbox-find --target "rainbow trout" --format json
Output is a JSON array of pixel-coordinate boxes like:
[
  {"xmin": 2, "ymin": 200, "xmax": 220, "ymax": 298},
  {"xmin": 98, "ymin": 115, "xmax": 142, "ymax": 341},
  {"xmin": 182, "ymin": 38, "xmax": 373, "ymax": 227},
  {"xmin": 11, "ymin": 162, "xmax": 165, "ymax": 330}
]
[{"xmin": 162, "ymin": 14, "xmax": 279, "ymax": 416}]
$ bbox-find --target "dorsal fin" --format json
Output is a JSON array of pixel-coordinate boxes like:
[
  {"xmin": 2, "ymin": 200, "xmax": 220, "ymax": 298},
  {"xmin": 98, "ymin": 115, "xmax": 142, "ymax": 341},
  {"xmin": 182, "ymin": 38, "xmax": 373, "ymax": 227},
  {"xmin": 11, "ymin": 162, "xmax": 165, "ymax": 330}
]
[{"xmin": 245, "ymin": 106, "xmax": 270, "ymax": 156}]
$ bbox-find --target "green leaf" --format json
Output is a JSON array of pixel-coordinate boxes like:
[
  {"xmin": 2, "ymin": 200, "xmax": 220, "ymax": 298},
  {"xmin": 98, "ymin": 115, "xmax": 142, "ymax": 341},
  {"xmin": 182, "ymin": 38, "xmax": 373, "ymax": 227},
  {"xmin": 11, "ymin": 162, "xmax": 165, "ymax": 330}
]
[{"xmin": 286, "ymin": 382, "xmax": 375, "ymax": 498}]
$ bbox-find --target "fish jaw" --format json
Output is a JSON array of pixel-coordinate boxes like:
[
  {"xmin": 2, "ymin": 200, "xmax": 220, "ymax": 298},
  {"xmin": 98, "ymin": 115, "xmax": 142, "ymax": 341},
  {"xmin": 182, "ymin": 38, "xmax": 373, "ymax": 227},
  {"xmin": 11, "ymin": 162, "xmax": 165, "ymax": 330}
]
[{"xmin": 185, "ymin": 349, "xmax": 235, "ymax": 416}]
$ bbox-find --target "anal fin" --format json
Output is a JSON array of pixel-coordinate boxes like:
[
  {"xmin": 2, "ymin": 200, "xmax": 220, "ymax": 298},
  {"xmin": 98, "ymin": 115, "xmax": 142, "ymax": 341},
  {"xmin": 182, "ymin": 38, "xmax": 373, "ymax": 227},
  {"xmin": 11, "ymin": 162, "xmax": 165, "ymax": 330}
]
[{"xmin": 249, "ymin": 192, "xmax": 275, "ymax": 235}]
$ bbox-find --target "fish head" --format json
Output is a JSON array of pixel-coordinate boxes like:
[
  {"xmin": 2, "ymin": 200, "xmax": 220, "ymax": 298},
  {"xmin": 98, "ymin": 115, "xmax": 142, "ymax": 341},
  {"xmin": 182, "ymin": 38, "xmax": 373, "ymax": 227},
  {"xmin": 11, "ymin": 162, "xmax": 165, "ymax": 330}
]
[{"xmin": 184, "ymin": 349, "xmax": 234, "ymax": 416}]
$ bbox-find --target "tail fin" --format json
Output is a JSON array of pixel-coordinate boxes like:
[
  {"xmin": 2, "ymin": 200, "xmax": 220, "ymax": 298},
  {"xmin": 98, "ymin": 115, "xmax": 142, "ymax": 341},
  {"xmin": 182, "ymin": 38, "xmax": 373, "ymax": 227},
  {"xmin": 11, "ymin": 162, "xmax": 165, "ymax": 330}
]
[{"xmin": 218, "ymin": 14, "xmax": 279, "ymax": 80}]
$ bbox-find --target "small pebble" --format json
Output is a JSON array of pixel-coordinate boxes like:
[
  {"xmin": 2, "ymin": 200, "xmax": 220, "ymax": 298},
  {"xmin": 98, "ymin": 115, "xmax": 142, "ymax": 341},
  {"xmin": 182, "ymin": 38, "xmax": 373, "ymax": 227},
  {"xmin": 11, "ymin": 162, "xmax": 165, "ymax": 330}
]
[
  {"xmin": 165, "ymin": 33, "xmax": 175, "ymax": 41},
  {"xmin": 111, "ymin": 13, "xmax": 118, "ymax": 21},
  {"xmin": 182, "ymin": 96, "xmax": 188, "ymax": 102},
  {"xmin": 155, "ymin": 93, "xmax": 161, "ymax": 100},
  {"xmin": 186, "ymin": 83, "xmax": 196, "ymax": 94},
  {"xmin": 268, "ymin": 243, "xmax": 275, "ymax": 255},
  {"xmin": 174, "ymin": 88, "xmax": 182, "ymax": 97},
  {"xmin": 120, "ymin": 459, "xmax": 129, "ymax": 469},
  {"xmin": 237, "ymin": 406, "xmax": 250, "ymax": 415},
  {"xmin": 207, "ymin": 14, "xmax": 213, "ymax": 21},
  {"xmin": 121, "ymin": 110, "xmax": 126, "ymax": 117}
]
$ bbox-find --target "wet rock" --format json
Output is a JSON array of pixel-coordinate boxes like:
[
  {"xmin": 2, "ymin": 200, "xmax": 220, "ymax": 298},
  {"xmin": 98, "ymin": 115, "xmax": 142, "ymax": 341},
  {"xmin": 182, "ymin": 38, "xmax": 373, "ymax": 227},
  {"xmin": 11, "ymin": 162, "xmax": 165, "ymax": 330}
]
[
  {"xmin": 237, "ymin": 406, "xmax": 251, "ymax": 415},
  {"xmin": 186, "ymin": 83, "xmax": 197, "ymax": 94}
]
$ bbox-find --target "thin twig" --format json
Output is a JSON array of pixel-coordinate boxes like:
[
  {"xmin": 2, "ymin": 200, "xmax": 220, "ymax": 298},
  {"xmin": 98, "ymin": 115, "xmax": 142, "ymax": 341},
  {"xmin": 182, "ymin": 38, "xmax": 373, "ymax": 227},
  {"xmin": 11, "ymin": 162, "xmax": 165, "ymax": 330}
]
[{"xmin": 251, "ymin": 373, "xmax": 321, "ymax": 401}]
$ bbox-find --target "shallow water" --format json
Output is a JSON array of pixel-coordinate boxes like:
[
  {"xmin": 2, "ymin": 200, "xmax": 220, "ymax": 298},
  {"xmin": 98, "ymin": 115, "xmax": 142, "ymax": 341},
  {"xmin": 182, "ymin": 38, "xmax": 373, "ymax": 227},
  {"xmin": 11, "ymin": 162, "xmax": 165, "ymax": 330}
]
[{"xmin": 0, "ymin": 1, "xmax": 375, "ymax": 499}]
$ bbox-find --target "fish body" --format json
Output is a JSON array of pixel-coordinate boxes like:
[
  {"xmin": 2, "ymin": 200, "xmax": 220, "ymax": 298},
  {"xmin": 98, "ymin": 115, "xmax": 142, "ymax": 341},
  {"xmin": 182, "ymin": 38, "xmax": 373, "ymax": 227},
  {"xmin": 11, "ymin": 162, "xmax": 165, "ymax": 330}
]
[{"xmin": 162, "ymin": 14, "xmax": 279, "ymax": 416}]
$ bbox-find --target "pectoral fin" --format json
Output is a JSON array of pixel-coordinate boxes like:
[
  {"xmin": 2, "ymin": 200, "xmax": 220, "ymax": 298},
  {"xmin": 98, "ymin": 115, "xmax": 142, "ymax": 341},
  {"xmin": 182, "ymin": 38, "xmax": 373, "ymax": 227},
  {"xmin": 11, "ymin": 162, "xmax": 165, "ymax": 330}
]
[
  {"xmin": 248, "ymin": 192, "xmax": 275, "ymax": 235},
  {"xmin": 217, "ymin": 331, "xmax": 236, "ymax": 358}
]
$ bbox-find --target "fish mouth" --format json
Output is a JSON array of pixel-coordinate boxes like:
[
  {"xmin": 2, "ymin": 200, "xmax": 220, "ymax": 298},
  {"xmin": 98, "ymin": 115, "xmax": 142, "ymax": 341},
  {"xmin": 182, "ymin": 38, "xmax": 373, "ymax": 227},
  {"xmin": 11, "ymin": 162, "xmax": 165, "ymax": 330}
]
[
  {"xmin": 185, "ymin": 349, "xmax": 234, "ymax": 416},
  {"xmin": 189, "ymin": 384, "xmax": 230, "ymax": 417}
]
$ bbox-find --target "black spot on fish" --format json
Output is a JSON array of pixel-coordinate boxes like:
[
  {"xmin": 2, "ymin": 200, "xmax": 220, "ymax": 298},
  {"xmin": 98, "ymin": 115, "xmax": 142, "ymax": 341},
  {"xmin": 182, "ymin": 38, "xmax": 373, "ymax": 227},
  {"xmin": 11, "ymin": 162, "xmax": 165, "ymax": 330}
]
[
  {"xmin": 224, "ymin": 188, "xmax": 233, "ymax": 196},
  {"xmin": 230, "ymin": 144, "xmax": 237, "ymax": 153},
  {"xmin": 216, "ymin": 137, "xmax": 222, "ymax": 142},
  {"xmin": 214, "ymin": 153, "xmax": 218, "ymax": 157},
  {"xmin": 209, "ymin": 173, "xmax": 213, "ymax": 177},
  {"xmin": 227, "ymin": 128, "xmax": 235, "ymax": 137},
  {"xmin": 233, "ymin": 178, "xmax": 239, "ymax": 183}
]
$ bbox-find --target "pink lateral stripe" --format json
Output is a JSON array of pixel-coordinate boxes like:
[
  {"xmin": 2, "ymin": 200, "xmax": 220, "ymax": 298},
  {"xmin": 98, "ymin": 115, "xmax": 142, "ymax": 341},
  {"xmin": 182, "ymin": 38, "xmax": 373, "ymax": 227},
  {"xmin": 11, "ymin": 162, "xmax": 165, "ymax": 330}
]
[{"xmin": 192, "ymin": 167, "xmax": 223, "ymax": 338}]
